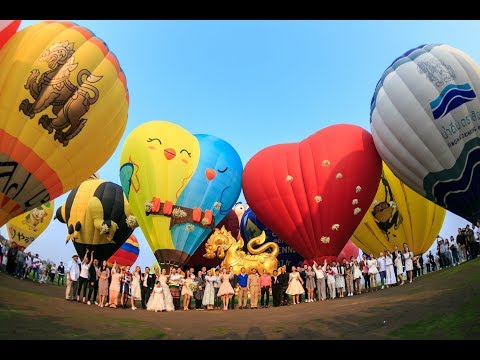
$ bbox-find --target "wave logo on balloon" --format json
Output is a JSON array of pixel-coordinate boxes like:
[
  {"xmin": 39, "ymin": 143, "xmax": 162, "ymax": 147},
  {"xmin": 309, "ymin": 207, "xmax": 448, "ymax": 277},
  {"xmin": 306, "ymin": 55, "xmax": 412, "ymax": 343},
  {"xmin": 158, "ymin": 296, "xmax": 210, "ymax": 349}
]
[
  {"xmin": 425, "ymin": 138, "xmax": 480, "ymax": 222},
  {"xmin": 429, "ymin": 83, "xmax": 476, "ymax": 120}
]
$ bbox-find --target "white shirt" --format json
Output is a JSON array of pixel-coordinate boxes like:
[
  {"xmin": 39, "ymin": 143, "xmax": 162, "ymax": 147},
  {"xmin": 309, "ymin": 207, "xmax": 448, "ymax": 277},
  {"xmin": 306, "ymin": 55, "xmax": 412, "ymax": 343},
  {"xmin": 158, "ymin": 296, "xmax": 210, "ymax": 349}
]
[
  {"xmin": 66, "ymin": 259, "xmax": 80, "ymax": 281},
  {"xmin": 377, "ymin": 256, "xmax": 386, "ymax": 272},
  {"xmin": 32, "ymin": 257, "xmax": 41, "ymax": 268},
  {"xmin": 79, "ymin": 263, "xmax": 90, "ymax": 279},
  {"xmin": 313, "ymin": 263, "xmax": 325, "ymax": 279}
]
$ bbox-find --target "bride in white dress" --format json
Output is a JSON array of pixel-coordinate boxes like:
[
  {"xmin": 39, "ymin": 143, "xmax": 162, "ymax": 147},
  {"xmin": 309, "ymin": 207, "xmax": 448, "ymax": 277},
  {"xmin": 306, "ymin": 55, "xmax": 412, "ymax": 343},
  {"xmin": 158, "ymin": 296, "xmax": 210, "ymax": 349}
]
[{"xmin": 159, "ymin": 268, "xmax": 175, "ymax": 312}]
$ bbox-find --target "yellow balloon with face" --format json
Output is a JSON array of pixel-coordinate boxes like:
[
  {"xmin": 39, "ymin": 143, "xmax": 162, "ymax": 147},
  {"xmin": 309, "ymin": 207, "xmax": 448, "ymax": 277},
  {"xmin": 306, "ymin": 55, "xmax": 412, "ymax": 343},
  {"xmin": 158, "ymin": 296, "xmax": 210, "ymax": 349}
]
[{"xmin": 120, "ymin": 121, "xmax": 200, "ymax": 263}]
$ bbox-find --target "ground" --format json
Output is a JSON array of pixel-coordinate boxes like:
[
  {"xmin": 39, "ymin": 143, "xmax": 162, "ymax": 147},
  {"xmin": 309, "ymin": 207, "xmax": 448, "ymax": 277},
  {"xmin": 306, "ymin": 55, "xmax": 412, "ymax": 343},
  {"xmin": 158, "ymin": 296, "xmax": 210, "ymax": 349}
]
[{"xmin": 1, "ymin": 259, "xmax": 480, "ymax": 340}]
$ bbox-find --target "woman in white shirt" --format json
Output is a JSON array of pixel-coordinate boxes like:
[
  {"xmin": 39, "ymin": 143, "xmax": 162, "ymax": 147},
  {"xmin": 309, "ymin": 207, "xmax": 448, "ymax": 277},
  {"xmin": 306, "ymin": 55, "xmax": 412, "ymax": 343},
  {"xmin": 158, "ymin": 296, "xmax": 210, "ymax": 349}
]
[
  {"xmin": 385, "ymin": 250, "xmax": 396, "ymax": 287},
  {"xmin": 403, "ymin": 243, "xmax": 414, "ymax": 283},
  {"xmin": 77, "ymin": 249, "xmax": 94, "ymax": 303}
]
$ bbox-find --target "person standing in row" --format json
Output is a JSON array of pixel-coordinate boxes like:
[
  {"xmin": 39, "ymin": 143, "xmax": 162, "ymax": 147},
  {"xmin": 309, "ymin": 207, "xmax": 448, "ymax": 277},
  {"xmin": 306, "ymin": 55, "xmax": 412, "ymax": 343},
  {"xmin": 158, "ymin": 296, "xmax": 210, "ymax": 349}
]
[
  {"xmin": 403, "ymin": 243, "xmax": 414, "ymax": 283},
  {"xmin": 32, "ymin": 254, "xmax": 41, "ymax": 282},
  {"xmin": 237, "ymin": 267, "xmax": 249, "ymax": 309},
  {"xmin": 385, "ymin": 250, "xmax": 396, "ymax": 288},
  {"xmin": 168, "ymin": 267, "xmax": 183, "ymax": 310},
  {"xmin": 109, "ymin": 264, "xmax": 122, "ymax": 308},
  {"xmin": 313, "ymin": 260, "xmax": 327, "ymax": 301},
  {"xmin": 247, "ymin": 268, "xmax": 260, "ymax": 309},
  {"xmin": 193, "ymin": 270, "xmax": 205, "ymax": 310},
  {"xmin": 57, "ymin": 262, "xmax": 65, "ymax": 286},
  {"xmin": 98, "ymin": 261, "xmax": 110, "ymax": 308},
  {"xmin": 77, "ymin": 250, "xmax": 94, "ymax": 303},
  {"xmin": 23, "ymin": 253, "xmax": 32, "ymax": 279},
  {"xmin": 259, "ymin": 269, "xmax": 272, "ymax": 308},
  {"xmin": 279, "ymin": 266, "xmax": 289, "ymax": 306},
  {"xmin": 65, "ymin": 254, "xmax": 80, "ymax": 300},
  {"xmin": 87, "ymin": 259, "xmax": 99, "ymax": 305},
  {"xmin": 271, "ymin": 269, "xmax": 282, "ymax": 307},
  {"xmin": 305, "ymin": 265, "xmax": 316, "ymax": 302},
  {"xmin": 213, "ymin": 269, "xmax": 221, "ymax": 309},
  {"xmin": 326, "ymin": 264, "xmax": 336, "ymax": 299},
  {"xmin": 130, "ymin": 266, "xmax": 142, "ymax": 310},
  {"xmin": 367, "ymin": 254, "xmax": 378, "ymax": 292},
  {"xmin": 377, "ymin": 252, "xmax": 387, "ymax": 289},
  {"xmin": 345, "ymin": 262, "xmax": 354, "ymax": 297},
  {"xmin": 286, "ymin": 266, "xmax": 305, "ymax": 305},
  {"xmin": 202, "ymin": 268, "xmax": 216, "ymax": 310},
  {"xmin": 141, "ymin": 267, "xmax": 155, "ymax": 309},
  {"xmin": 14, "ymin": 247, "xmax": 26, "ymax": 278},
  {"xmin": 228, "ymin": 266, "xmax": 237, "ymax": 309},
  {"xmin": 146, "ymin": 281, "xmax": 166, "ymax": 312},
  {"xmin": 217, "ymin": 268, "xmax": 235, "ymax": 310},
  {"xmin": 181, "ymin": 270, "xmax": 195, "ymax": 311},
  {"xmin": 353, "ymin": 259, "xmax": 362, "ymax": 295}
]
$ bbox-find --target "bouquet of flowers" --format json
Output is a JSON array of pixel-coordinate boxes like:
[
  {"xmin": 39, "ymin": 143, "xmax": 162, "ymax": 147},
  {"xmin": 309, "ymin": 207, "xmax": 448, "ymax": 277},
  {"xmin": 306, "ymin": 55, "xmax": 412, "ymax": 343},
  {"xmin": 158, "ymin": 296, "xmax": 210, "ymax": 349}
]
[{"xmin": 188, "ymin": 281, "xmax": 198, "ymax": 292}]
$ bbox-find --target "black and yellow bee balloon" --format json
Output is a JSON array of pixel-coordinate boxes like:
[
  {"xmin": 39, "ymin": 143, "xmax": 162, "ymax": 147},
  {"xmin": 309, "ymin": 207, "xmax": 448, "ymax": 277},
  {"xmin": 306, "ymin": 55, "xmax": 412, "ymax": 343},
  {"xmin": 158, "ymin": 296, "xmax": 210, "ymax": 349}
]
[{"xmin": 55, "ymin": 179, "xmax": 138, "ymax": 263}]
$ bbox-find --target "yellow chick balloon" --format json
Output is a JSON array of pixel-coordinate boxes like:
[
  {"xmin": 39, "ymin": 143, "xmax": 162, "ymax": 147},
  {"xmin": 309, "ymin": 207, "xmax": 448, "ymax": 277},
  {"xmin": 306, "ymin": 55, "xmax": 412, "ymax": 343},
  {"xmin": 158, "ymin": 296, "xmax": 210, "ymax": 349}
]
[
  {"xmin": 0, "ymin": 21, "xmax": 129, "ymax": 227},
  {"xmin": 120, "ymin": 121, "xmax": 200, "ymax": 265}
]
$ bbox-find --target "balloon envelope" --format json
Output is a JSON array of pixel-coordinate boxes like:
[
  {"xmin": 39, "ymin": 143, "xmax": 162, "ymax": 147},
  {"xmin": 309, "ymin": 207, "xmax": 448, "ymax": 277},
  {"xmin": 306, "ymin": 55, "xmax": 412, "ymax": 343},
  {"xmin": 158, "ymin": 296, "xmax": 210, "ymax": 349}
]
[
  {"xmin": 6, "ymin": 200, "xmax": 54, "ymax": 250},
  {"xmin": 336, "ymin": 240, "xmax": 359, "ymax": 262},
  {"xmin": 0, "ymin": 20, "xmax": 20, "ymax": 49},
  {"xmin": 239, "ymin": 207, "xmax": 304, "ymax": 268},
  {"xmin": 120, "ymin": 121, "xmax": 243, "ymax": 267},
  {"xmin": 371, "ymin": 44, "xmax": 480, "ymax": 223},
  {"xmin": 0, "ymin": 21, "xmax": 129, "ymax": 227},
  {"xmin": 351, "ymin": 163, "xmax": 446, "ymax": 256},
  {"xmin": 55, "ymin": 179, "xmax": 137, "ymax": 263},
  {"xmin": 185, "ymin": 209, "xmax": 240, "ymax": 269},
  {"xmin": 107, "ymin": 234, "xmax": 139, "ymax": 267},
  {"xmin": 242, "ymin": 124, "xmax": 382, "ymax": 264}
]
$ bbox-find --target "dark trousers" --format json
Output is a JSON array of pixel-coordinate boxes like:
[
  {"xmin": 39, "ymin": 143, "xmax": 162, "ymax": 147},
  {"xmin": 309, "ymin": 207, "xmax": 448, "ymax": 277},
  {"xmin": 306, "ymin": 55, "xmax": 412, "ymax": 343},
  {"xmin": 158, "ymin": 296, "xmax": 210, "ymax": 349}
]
[
  {"xmin": 281, "ymin": 286, "xmax": 289, "ymax": 305},
  {"xmin": 58, "ymin": 274, "xmax": 65, "ymax": 285},
  {"xmin": 363, "ymin": 273, "xmax": 370, "ymax": 291},
  {"xmin": 195, "ymin": 298, "xmax": 203, "ymax": 309},
  {"xmin": 260, "ymin": 286, "xmax": 270, "ymax": 307},
  {"xmin": 141, "ymin": 286, "xmax": 151, "ymax": 309},
  {"xmin": 15, "ymin": 262, "xmax": 24, "ymax": 277},
  {"xmin": 229, "ymin": 292, "xmax": 236, "ymax": 309},
  {"xmin": 77, "ymin": 277, "xmax": 89, "ymax": 299},
  {"xmin": 88, "ymin": 281, "xmax": 98, "ymax": 302},
  {"xmin": 49, "ymin": 273, "xmax": 55, "ymax": 283},
  {"xmin": 272, "ymin": 284, "xmax": 282, "ymax": 307}
]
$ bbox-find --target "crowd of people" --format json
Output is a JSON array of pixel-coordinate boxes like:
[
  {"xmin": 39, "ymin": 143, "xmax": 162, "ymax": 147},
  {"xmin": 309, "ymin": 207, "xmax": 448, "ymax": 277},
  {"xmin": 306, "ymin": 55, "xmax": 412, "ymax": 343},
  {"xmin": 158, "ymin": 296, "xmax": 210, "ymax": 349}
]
[
  {"xmin": 1, "ymin": 222, "xmax": 480, "ymax": 312},
  {"xmin": 0, "ymin": 239, "xmax": 65, "ymax": 285}
]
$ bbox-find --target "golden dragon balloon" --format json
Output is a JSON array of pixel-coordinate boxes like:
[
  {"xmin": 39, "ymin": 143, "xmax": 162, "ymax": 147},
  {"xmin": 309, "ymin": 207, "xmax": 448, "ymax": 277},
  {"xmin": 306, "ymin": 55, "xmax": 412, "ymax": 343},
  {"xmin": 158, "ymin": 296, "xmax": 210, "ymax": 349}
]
[
  {"xmin": 6, "ymin": 200, "xmax": 54, "ymax": 250},
  {"xmin": 0, "ymin": 21, "xmax": 129, "ymax": 227},
  {"xmin": 351, "ymin": 162, "xmax": 446, "ymax": 256}
]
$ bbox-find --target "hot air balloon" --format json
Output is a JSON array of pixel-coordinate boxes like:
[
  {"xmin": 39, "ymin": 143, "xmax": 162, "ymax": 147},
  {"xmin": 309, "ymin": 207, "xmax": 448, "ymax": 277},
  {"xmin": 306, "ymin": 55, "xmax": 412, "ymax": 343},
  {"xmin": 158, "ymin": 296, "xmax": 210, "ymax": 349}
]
[
  {"xmin": 371, "ymin": 44, "xmax": 480, "ymax": 223},
  {"xmin": 55, "ymin": 179, "xmax": 138, "ymax": 263},
  {"xmin": 242, "ymin": 124, "xmax": 382, "ymax": 264},
  {"xmin": 120, "ymin": 121, "xmax": 243, "ymax": 267},
  {"xmin": 351, "ymin": 163, "xmax": 446, "ymax": 256},
  {"xmin": 6, "ymin": 200, "xmax": 54, "ymax": 250},
  {"xmin": 107, "ymin": 234, "xmax": 139, "ymax": 267},
  {"xmin": 0, "ymin": 20, "xmax": 20, "ymax": 49},
  {"xmin": 337, "ymin": 240, "xmax": 359, "ymax": 263},
  {"xmin": 185, "ymin": 209, "xmax": 240, "ymax": 269},
  {"xmin": 239, "ymin": 206, "xmax": 304, "ymax": 268},
  {"xmin": 0, "ymin": 21, "xmax": 129, "ymax": 228}
]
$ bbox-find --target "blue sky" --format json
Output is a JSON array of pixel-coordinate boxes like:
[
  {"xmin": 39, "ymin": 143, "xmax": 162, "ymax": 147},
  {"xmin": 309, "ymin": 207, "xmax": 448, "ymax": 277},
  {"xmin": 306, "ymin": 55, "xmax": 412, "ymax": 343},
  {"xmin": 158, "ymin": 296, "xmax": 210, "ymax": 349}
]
[{"xmin": 1, "ymin": 20, "xmax": 476, "ymax": 268}]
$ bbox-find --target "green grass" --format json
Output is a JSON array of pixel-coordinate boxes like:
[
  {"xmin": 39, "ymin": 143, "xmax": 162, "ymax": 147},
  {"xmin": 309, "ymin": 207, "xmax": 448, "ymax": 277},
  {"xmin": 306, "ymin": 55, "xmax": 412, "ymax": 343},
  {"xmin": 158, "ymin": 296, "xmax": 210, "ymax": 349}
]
[{"xmin": 389, "ymin": 298, "xmax": 480, "ymax": 339}]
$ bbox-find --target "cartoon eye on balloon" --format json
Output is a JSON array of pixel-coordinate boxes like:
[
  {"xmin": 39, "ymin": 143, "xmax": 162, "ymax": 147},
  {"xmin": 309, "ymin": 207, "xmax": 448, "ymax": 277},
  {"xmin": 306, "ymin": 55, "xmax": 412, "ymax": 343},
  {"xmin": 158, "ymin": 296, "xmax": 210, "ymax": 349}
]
[
  {"xmin": 242, "ymin": 124, "xmax": 382, "ymax": 264},
  {"xmin": 0, "ymin": 20, "xmax": 128, "ymax": 227},
  {"xmin": 120, "ymin": 121, "xmax": 243, "ymax": 267},
  {"xmin": 371, "ymin": 44, "xmax": 480, "ymax": 223}
]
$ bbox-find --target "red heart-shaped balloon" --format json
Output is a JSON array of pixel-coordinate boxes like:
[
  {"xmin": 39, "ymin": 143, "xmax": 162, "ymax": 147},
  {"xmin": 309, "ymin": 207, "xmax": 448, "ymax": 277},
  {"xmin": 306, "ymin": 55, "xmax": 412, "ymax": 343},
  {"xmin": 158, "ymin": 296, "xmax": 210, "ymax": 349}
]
[{"xmin": 242, "ymin": 124, "xmax": 382, "ymax": 264}]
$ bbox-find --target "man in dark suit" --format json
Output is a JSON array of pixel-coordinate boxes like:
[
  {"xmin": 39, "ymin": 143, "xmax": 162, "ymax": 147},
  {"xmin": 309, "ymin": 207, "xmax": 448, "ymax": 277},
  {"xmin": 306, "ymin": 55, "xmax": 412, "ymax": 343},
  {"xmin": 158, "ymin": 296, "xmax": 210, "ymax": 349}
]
[
  {"xmin": 271, "ymin": 269, "xmax": 282, "ymax": 307},
  {"xmin": 141, "ymin": 266, "xmax": 156, "ymax": 309},
  {"xmin": 228, "ymin": 266, "xmax": 238, "ymax": 309},
  {"xmin": 278, "ymin": 266, "xmax": 289, "ymax": 305}
]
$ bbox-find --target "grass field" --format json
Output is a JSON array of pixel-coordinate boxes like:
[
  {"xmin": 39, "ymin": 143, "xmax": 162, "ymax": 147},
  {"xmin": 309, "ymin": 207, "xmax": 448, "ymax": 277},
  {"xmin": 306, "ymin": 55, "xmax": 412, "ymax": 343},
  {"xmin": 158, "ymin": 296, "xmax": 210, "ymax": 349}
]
[{"xmin": 1, "ymin": 259, "xmax": 480, "ymax": 339}]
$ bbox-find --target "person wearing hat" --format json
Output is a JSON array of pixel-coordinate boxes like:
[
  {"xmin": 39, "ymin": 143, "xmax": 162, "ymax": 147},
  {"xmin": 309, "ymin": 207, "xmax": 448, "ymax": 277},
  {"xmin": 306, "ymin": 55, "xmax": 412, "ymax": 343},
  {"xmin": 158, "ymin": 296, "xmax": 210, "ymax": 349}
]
[{"xmin": 65, "ymin": 254, "xmax": 80, "ymax": 300}]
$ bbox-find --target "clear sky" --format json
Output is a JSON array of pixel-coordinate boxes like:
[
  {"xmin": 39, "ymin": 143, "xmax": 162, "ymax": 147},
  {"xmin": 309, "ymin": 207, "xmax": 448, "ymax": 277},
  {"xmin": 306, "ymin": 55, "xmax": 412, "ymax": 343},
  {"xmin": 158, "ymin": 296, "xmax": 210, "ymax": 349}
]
[{"xmin": 1, "ymin": 20, "xmax": 476, "ymax": 268}]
